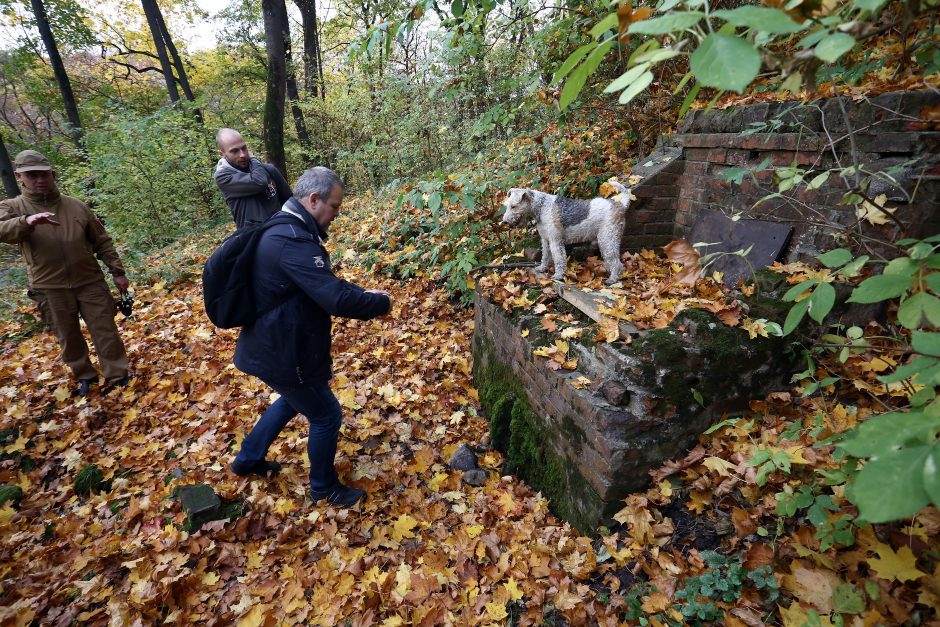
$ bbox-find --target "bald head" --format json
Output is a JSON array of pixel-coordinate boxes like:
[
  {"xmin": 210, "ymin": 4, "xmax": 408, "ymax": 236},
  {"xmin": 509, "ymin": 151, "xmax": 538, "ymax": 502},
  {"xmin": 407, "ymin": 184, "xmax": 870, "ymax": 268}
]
[{"xmin": 217, "ymin": 128, "xmax": 251, "ymax": 169}]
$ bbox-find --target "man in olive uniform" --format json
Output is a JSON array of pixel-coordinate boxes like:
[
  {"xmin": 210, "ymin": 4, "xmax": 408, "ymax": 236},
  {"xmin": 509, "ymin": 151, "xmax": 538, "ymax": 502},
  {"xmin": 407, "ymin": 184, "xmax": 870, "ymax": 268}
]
[{"xmin": 0, "ymin": 150, "xmax": 131, "ymax": 395}]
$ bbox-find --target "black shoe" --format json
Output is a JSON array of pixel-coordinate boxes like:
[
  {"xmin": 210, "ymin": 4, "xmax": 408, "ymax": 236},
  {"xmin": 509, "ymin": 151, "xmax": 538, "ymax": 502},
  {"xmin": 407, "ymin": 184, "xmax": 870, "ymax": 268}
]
[
  {"xmin": 113, "ymin": 376, "xmax": 130, "ymax": 387},
  {"xmin": 77, "ymin": 378, "xmax": 95, "ymax": 396},
  {"xmin": 311, "ymin": 483, "xmax": 366, "ymax": 506},
  {"xmin": 231, "ymin": 459, "xmax": 282, "ymax": 477}
]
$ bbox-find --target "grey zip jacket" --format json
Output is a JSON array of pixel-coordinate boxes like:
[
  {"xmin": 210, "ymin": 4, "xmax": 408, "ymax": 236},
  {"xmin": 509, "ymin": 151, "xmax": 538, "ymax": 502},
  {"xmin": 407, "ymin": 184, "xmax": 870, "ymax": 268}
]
[{"xmin": 213, "ymin": 157, "xmax": 292, "ymax": 229}]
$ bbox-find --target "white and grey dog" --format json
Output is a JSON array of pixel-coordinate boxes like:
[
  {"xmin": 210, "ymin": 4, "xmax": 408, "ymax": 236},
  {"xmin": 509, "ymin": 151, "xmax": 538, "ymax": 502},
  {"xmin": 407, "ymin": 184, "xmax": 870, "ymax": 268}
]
[{"xmin": 501, "ymin": 183, "xmax": 630, "ymax": 284}]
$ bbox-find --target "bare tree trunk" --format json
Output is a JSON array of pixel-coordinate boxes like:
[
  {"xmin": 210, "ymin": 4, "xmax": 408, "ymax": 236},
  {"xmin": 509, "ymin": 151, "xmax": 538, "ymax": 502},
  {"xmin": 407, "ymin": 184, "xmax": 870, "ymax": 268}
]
[
  {"xmin": 293, "ymin": 0, "xmax": 325, "ymax": 98},
  {"xmin": 156, "ymin": 12, "xmax": 195, "ymax": 102},
  {"xmin": 29, "ymin": 0, "xmax": 83, "ymax": 148},
  {"xmin": 158, "ymin": 15, "xmax": 205, "ymax": 124},
  {"xmin": 0, "ymin": 133, "xmax": 19, "ymax": 198},
  {"xmin": 286, "ymin": 75, "xmax": 312, "ymax": 164},
  {"xmin": 262, "ymin": 0, "xmax": 288, "ymax": 175},
  {"xmin": 140, "ymin": 0, "xmax": 180, "ymax": 102}
]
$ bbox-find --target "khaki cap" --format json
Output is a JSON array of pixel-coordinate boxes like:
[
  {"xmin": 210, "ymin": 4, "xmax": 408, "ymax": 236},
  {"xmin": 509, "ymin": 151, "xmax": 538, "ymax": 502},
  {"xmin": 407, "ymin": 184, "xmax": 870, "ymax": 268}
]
[{"xmin": 13, "ymin": 150, "xmax": 53, "ymax": 173}]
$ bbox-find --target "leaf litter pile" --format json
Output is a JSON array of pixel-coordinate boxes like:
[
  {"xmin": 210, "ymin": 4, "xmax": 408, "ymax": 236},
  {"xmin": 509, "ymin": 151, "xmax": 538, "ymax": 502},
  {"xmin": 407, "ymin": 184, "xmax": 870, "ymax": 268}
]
[{"xmin": 1, "ymin": 215, "xmax": 938, "ymax": 626}]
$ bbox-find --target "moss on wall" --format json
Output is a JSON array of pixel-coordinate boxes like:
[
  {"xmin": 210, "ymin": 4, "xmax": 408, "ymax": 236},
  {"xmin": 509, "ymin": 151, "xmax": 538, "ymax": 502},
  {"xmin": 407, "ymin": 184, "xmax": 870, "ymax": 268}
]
[{"xmin": 473, "ymin": 336, "xmax": 602, "ymax": 533}]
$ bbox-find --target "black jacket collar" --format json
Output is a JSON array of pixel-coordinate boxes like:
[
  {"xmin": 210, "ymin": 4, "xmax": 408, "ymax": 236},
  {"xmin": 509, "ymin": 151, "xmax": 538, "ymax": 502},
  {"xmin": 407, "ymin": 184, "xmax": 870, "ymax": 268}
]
[{"xmin": 285, "ymin": 197, "xmax": 328, "ymax": 241}]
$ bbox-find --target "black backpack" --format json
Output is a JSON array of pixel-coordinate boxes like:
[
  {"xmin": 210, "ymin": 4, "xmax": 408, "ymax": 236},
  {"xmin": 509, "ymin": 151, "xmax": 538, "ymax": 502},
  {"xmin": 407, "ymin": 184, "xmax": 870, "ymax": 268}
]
[{"xmin": 202, "ymin": 215, "xmax": 296, "ymax": 329}]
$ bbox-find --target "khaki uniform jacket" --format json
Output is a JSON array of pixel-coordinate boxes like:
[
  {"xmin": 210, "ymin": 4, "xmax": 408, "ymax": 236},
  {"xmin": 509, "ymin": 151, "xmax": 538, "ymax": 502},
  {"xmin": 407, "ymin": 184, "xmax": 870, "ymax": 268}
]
[{"xmin": 0, "ymin": 190, "xmax": 125, "ymax": 289}]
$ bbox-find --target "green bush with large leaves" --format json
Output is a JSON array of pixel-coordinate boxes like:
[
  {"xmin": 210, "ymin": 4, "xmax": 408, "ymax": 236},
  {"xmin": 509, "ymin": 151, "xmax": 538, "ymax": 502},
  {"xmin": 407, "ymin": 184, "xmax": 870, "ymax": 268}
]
[
  {"xmin": 780, "ymin": 235, "xmax": 940, "ymax": 524},
  {"xmin": 556, "ymin": 0, "xmax": 939, "ymax": 112},
  {"xmin": 74, "ymin": 106, "xmax": 226, "ymax": 251}
]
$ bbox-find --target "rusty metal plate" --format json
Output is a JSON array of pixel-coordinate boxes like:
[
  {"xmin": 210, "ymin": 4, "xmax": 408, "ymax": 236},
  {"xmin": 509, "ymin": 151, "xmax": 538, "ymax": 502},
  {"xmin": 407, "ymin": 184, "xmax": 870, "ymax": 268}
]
[{"xmin": 687, "ymin": 209, "xmax": 793, "ymax": 286}]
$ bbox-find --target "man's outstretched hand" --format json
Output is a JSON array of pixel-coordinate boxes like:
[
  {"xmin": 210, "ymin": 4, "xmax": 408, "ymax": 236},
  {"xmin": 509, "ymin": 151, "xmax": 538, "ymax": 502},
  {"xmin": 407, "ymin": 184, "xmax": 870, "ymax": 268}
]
[
  {"xmin": 366, "ymin": 289, "xmax": 393, "ymax": 315},
  {"xmin": 26, "ymin": 212, "xmax": 60, "ymax": 226}
]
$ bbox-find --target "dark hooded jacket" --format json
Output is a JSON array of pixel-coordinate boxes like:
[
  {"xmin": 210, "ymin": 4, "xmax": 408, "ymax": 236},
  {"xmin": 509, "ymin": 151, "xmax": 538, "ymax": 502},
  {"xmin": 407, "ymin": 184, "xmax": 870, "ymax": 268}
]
[{"xmin": 234, "ymin": 198, "xmax": 390, "ymax": 387}]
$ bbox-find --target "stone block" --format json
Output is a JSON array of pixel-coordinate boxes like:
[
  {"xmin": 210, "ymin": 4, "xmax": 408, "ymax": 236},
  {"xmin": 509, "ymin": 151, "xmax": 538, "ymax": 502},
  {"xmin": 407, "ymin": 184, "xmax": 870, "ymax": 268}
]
[
  {"xmin": 178, "ymin": 484, "xmax": 223, "ymax": 529},
  {"xmin": 473, "ymin": 292, "xmax": 794, "ymax": 533}
]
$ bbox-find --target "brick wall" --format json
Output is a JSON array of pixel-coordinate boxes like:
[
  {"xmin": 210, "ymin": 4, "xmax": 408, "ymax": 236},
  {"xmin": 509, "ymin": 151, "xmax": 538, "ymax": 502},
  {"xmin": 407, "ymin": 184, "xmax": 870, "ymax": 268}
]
[
  {"xmin": 622, "ymin": 148, "xmax": 684, "ymax": 251},
  {"xmin": 623, "ymin": 90, "xmax": 940, "ymax": 259}
]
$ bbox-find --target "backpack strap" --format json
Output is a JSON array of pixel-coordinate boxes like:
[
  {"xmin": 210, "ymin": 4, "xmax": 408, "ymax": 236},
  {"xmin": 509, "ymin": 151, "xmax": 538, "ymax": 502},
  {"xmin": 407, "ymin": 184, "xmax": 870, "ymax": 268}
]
[{"xmin": 252, "ymin": 212, "xmax": 306, "ymax": 320}]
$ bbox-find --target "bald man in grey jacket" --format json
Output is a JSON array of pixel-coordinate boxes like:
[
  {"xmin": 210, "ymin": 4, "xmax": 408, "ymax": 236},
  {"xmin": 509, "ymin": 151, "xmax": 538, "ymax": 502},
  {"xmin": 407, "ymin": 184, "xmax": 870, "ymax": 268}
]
[{"xmin": 214, "ymin": 128, "xmax": 292, "ymax": 229}]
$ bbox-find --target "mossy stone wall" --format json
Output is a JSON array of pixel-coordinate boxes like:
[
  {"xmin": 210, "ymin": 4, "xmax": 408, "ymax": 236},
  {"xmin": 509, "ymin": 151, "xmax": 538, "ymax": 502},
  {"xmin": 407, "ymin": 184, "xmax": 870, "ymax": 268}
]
[{"xmin": 473, "ymin": 291, "xmax": 795, "ymax": 534}]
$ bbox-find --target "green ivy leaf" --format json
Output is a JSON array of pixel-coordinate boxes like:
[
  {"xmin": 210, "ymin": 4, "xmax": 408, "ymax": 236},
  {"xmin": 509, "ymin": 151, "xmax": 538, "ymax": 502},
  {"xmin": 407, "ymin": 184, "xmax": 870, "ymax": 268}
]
[
  {"xmin": 552, "ymin": 43, "xmax": 594, "ymax": 84},
  {"xmin": 808, "ymin": 282, "xmax": 836, "ymax": 322},
  {"xmin": 852, "ymin": 445, "xmax": 931, "ymax": 523},
  {"xmin": 925, "ymin": 272, "xmax": 940, "ymax": 294},
  {"xmin": 807, "ymin": 170, "xmax": 831, "ymax": 189},
  {"xmin": 913, "ymin": 331, "xmax": 940, "ymax": 357},
  {"xmin": 898, "ymin": 292, "xmax": 940, "ymax": 329},
  {"xmin": 783, "ymin": 298, "xmax": 809, "ymax": 335},
  {"xmin": 885, "ymin": 256, "xmax": 918, "ymax": 276},
  {"xmin": 817, "ymin": 248, "xmax": 852, "ymax": 268},
  {"xmin": 618, "ymin": 70, "xmax": 654, "ymax": 104},
  {"xmin": 847, "ymin": 274, "xmax": 914, "ymax": 303},
  {"xmin": 839, "ymin": 254, "xmax": 869, "ymax": 278},
  {"xmin": 712, "ymin": 6, "xmax": 804, "ymax": 33},
  {"xmin": 815, "ymin": 32, "xmax": 856, "ymax": 62},
  {"xmin": 838, "ymin": 410, "xmax": 937, "ymax": 458},
  {"xmin": 783, "ymin": 279, "xmax": 817, "ymax": 302},
  {"xmin": 853, "ymin": 0, "xmax": 890, "ymax": 12},
  {"xmin": 628, "ymin": 11, "xmax": 705, "ymax": 34},
  {"xmin": 451, "ymin": 0, "xmax": 464, "ymax": 18},
  {"xmin": 559, "ymin": 39, "xmax": 613, "ymax": 109},
  {"xmin": 690, "ymin": 34, "xmax": 762, "ymax": 93},
  {"xmin": 632, "ymin": 47, "xmax": 681, "ymax": 65},
  {"xmin": 604, "ymin": 63, "xmax": 652, "ymax": 93},
  {"xmin": 878, "ymin": 356, "xmax": 940, "ymax": 384},
  {"xmin": 832, "ymin": 583, "xmax": 865, "ymax": 614},
  {"xmin": 589, "ymin": 12, "xmax": 618, "ymax": 38},
  {"xmin": 923, "ymin": 445, "xmax": 940, "ymax": 508},
  {"xmin": 678, "ymin": 82, "xmax": 701, "ymax": 119}
]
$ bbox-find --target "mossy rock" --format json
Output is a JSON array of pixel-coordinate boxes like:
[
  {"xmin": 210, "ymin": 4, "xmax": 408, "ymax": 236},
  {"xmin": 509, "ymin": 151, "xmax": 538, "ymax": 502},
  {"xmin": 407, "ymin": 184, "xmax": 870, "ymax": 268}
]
[
  {"xmin": 75, "ymin": 465, "xmax": 105, "ymax": 495},
  {"xmin": 0, "ymin": 484, "xmax": 23, "ymax": 506},
  {"xmin": 626, "ymin": 307, "xmax": 792, "ymax": 413}
]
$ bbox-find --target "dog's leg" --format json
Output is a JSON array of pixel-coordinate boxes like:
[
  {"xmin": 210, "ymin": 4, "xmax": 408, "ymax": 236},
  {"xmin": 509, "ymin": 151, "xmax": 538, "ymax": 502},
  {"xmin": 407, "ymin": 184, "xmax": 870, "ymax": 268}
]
[
  {"xmin": 550, "ymin": 239, "xmax": 567, "ymax": 281},
  {"xmin": 599, "ymin": 233, "xmax": 624, "ymax": 285},
  {"xmin": 601, "ymin": 206, "xmax": 627, "ymax": 284},
  {"xmin": 536, "ymin": 235, "xmax": 552, "ymax": 274}
]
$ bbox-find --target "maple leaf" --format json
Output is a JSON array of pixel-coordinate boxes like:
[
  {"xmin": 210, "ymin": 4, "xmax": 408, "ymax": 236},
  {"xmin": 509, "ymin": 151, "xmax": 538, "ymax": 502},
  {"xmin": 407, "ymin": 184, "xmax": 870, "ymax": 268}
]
[
  {"xmin": 856, "ymin": 194, "xmax": 897, "ymax": 225},
  {"xmin": 868, "ymin": 543, "xmax": 927, "ymax": 582},
  {"xmin": 782, "ymin": 563, "xmax": 841, "ymax": 613},
  {"xmin": 236, "ymin": 604, "xmax": 267, "ymax": 627},
  {"xmin": 485, "ymin": 601, "xmax": 508, "ymax": 620},
  {"xmin": 3, "ymin": 434, "xmax": 28, "ymax": 455},
  {"xmin": 503, "ymin": 578, "xmax": 524, "ymax": 602},
  {"xmin": 702, "ymin": 456, "xmax": 737, "ymax": 477},
  {"xmin": 391, "ymin": 514, "xmax": 419, "ymax": 541}
]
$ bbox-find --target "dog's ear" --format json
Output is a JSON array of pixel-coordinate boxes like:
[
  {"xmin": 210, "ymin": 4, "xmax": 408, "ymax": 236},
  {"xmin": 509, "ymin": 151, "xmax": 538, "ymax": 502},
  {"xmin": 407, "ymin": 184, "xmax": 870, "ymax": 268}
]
[{"xmin": 522, "ymin": 189, "xmax": 533, "ymax": 201}]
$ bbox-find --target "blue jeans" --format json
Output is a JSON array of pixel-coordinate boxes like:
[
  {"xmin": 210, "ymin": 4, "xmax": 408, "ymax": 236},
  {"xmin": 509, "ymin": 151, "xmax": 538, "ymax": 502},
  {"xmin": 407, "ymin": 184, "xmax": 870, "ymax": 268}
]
[{"xmin": 235, "ymin": 380, "xmax": 342, "ymax": 492}]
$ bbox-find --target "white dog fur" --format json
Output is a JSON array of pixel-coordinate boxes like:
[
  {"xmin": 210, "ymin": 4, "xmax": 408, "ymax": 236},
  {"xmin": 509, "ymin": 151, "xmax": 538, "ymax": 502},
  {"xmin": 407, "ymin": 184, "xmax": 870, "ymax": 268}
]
[{"xmin": 501, "ymin": 183, "xmax": 630, "ymax": 284}]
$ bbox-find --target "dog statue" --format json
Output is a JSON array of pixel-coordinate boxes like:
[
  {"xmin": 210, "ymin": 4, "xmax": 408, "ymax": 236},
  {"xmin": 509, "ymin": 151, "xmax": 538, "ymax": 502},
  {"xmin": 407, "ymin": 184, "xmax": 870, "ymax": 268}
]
[{"xmin": 501, "ymin": 183, "xmax": 630, "ymax": 284}]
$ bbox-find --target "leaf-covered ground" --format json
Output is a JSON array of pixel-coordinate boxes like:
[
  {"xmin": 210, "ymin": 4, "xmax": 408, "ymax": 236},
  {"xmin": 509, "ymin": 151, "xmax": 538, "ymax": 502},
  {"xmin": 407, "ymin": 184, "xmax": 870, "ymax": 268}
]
[{"xmin": 1, "ymin": 197, "xmax": 938, "ymax": 625}]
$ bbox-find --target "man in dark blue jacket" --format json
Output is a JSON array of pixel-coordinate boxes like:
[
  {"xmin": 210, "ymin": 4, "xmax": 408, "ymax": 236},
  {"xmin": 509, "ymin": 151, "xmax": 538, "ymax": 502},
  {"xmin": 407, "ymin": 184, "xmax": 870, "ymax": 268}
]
[{"xmin": 231, "ymin": 166, "xmax": 392, "ymax": 507}]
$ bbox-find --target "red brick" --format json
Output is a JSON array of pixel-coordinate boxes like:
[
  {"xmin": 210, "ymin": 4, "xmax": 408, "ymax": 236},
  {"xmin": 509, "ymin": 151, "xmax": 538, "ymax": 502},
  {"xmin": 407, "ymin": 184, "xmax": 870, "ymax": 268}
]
[
  {"xmin": 641, "ymin": 197, "xmax": 677, "ymax": 212},
  {"xmin": 684, "ymin": 148, "xmax": 710, "ymax": 161},
  {"xmin": 682, "ymin": 133, "xmax": 737, "ymax": 148},
  {"xmin": 706, "ymin": 149, "xmax": 728, "ymax": 163},
  {"xmin": 644, "ymin": 223, "xmax": 675, "ymax": 235},
  {"xmin": 724, "ymin": 150, "xmax": 751, "ymax": 166},
  {"xmin": 682, "ymin": 161, "xmax": 707, "ymax": 175}
]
